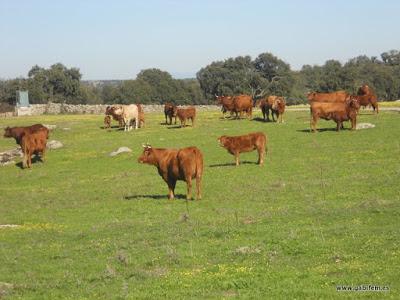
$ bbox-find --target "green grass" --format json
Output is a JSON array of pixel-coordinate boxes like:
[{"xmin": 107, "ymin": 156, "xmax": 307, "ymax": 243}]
[{"xmin": 0, "ymin": 110, "xmax": 399, "ymax": 299}]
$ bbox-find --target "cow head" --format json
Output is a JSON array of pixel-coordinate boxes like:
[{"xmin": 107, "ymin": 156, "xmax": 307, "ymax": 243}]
[
  {"xmin": 306, "ymin": 92, "xmax": 316, "ymax": 102},
  {"xmin": 358, "ymin": 84, "xmax": 370, "ymax": 96},
  {"xmin": 3, "ymin": 127, "xmax": 12, "ymax": 138},
  {"xmin": 347, "ymin": 96, "xmax": 360, "ymax": 112},
  {"xmin": 272, "ymin": 97, "xmax": 284, "ymax": 110},
  {"xmin": 138, "ymin": 144, "xmax": 156, "ymax": 165},
  {"xmin": 109, "ymin": 105, "xmax": 123, "ymax": 116},
  {"xmin": 217, "ymin": 136, "xmax": 228, "ymax": 147}
]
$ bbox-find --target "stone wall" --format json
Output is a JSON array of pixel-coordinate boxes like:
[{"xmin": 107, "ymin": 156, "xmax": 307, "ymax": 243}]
[{"xmin": 17, "ymin": 103, "xmax": 221, "ymax": 116}]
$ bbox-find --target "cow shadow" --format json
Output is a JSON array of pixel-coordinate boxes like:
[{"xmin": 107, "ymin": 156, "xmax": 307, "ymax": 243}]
[
  {"xmin": 209, "ymin": 161, "xmax": 258, "ymax": 167},
  {"xmin": 297, "ymin": 127, "xmax": 352, "ymax": 133},
  {"xmin": 15, "ymin": 156, "xmax": 44, "ymax": 169},
  {"xmin": 99, "ymin": 125, "xmax": 121, "ymax": 130},
  {"xmin": 251, "ymin": 117, "xmax": 274, "ymax": 123},
  {"xmin": 123, "ymin": 194, "xmax": 187, "ymax": 200}
]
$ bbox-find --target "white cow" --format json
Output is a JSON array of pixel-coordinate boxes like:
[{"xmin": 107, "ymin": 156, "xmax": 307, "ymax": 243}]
[
  {"xmin": 122, "ymin": 104, "xmax": 139, "ymax": 131},
  {"xmin": 110, "ymin": 104, "xmax": 139, "ymax": 131}
]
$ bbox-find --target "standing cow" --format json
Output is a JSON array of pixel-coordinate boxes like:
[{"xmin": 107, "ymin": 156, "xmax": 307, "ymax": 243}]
[
  {"xmin": 232, "ymin": 95, "xmax": 253, "ymax": 119},
  {"xmin": 20, "ymin": 128, "xmax": 49, "ymax": 168},
  {"xmin": 217, "ymin": 132, "xmax": 267, "ymax": 166},
  {"xmin": 310, "ymin": 98, "xmax": 360, "ymax": 132},
  {"xmin": 110, "ymin": 105, "xmax": 139, "ymax": 131},
  {"xmin": 177, "ymin": 106, "xmax": 196, "ymax": 127},
  {"xmin": 356, "ymin": 84, "xmax": 379, "ymax": 114},
  {"xmin": 259, "ymin": 96, "xmax": 285, "ymax": 122},
  {"xmin": 164, "ymin": 103, "xmax": 178, "ymax": 125},
  {"xmin": 138, "ymin": 144, "xmax": 204, "ymax": 200},
  {"xmin": 215, "ymin": 95, "xmax": 235, "ymax": 118}
]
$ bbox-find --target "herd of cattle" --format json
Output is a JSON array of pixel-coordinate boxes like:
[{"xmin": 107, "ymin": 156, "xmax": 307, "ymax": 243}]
[{"xmin": 2, "ymin": 84, "xmax": 378, "ymax": 199}]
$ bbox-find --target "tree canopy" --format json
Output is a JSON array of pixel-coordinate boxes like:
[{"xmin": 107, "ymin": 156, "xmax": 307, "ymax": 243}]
[{"xmin": 1, "ymin": 49, "xmax": 400, "ymax": 106}]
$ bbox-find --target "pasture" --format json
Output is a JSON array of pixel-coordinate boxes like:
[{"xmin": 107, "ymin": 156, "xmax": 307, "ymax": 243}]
[{"xmin": 0, "ymin": 110, "xmax": 399, "ymax": 299}]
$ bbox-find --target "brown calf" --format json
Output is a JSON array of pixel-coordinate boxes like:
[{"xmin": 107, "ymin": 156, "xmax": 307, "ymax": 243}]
[
  {"xmin": 138, "ymin": 145, "xmax": 204, "ymax": 200},
  {"xmin": 218, "ymin": 132, "xmax": 267, "ymax": 166},
  {"xmin": 177, "ymin": 106, "xmax": 196, "ymax": 127},
  {"xmin": 20, "ymin": 128, "xmax": 49, "ymax": 168}
]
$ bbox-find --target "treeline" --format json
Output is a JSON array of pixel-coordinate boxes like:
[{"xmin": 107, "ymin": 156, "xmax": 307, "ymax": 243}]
[{"xmin": 1, "ymin": 50, "xmax": 399, "ymax": 106}]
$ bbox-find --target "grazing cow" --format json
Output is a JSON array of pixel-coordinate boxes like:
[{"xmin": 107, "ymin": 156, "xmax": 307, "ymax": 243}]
[
  {"xmin": 215, "ymin": 95, "xmax": 235, "ymax": 118},
  {"xmin": 177, "ymin": 106, "xmax": 196, "ymax": 127},
  {"xmin": 20, "ymin": 128, "xmax": 48, "ymax": 168},
  {"xmin": 138, "ymin": 144, "xmax": 204, "ymax": 200},
  {"xmin": 356, "ymin": 84, "xmax": 379, "ymax": 113},
  {"xmin": 232, "ymin": 94, "xmax": 253, "ymax": 119},
  {"xmin": 218, "ymin": 132, "xmax": 267, "ymax": 166},
  {"xmin": 110, "ymin": 104, "xmax": 139, "ymax": 131},
  {"xmin": 259, "ymin": 96, "xmax": 285, "ymax": 122},
  {"xmin": 164, "ymin": 102, "xmax": 177, "ymax": 125},
  {"xmin": 307, "ymin": 91, "xmax": 350, "ymax": 103},
  {"xmin": 105, "ymin": 105, "xmax": 124, "ymax": 128},
  {"xmin": 310, "ymin": 98, "xmax": 360, "ymax": 132},
  {"xmin": 3, "ymin": 124, "xmax": 49, "ymax": 145},
  {"xmin": 104, "ymin": 115, "xmax": 112, "ymax": 129}
]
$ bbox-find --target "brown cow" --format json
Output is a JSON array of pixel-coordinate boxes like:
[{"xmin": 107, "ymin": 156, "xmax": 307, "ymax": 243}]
[
  {"xmin": 356, "ymin": 84, "xmax": 379, "ymax": 113},
  {"xmin": 232, "ymin": 94, "xmax": 253, "ymax": 119},
  {"xmin": 134, "ymin": 104, "xmax": 145, "ymax": 128},
  {"xmin": 104, "ymin": 115, "xmax": 112, "ymax": 129},
  {"xmin": 177, "ymin": 106, "xmax": 196, "ymax": 127},
  {"xmin": 307, "ymin": 91, "xmax": 350, "ymax": 103},
  {"xmin": 4, "ymin": 124, "xmax": 49, "ymax": 146},
  {"xmin": 20, "ymin": 128, "xmax": 48, "ymax": 168},
  {"xmin": 218, "ymin": 132, "xmax": 267, "ymax": 166},
  {"xmin": 215, "ymin": 95, "xmax": 235, "ymax": 118},
  {"xmin": 164, "ymin": 102, "xmax": 177, "ymax": 125},
  {"xmin": 310, "ymin": 98, "xmax": 360, "ymax": 132},
  {"xmin": 259, "ymin": 96, "xmax": 285, "ymax": 122},
  {"xmin": 138, "ymin": 144, "xmax": 204, "ymax": 200},
  {"xmin": 105, "ymin": 105, "xmax": 124, "ymax": 128}
]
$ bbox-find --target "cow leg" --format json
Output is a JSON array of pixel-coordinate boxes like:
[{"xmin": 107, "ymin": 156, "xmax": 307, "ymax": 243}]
[
  {"xmin": 311, "ymin": 115, "xmax": 318, "ymax": 133},
  {"xmin": 185, "ymin": 177, "xmax": 193, "ymax": 200},
  {"xmin": 257, "ymin": 147, "xmax": 264, "ymax": 165},
  {"xmin": 235, "ymin": 152, "xmax": 240, "ymax": 166},
  {"xmin": 41, "ymin": 148, "xmax": 46, "ymax": 162},
  {"xmin": 22, "ymin": 153, "xmax": 27, "ymax": 169},
  {"xmin": 196, "ymin": 175, "xmax": 202, "ymax": 200},
  {"xmin": 336, "ymin": 121, "xmax": 341, "ymax": 131},
  {"xmin": 167, "ymin": 180, "xmax": 176, "ymax": 200}
]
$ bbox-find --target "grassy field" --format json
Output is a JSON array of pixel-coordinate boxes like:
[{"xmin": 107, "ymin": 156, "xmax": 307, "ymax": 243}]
[{"xmin": 0, "ymin": 110, "xmax": 399, "ymax": 299}]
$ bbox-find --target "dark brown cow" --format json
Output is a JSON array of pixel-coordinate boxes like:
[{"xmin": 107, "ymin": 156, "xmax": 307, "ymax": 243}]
[
  {"xmin": 20, "ymin": 128, "xmax": 48, "ymax": 168},
  {"xmin": 310, "ymin": 98, "xmax": 360, "ymax": 132},
  {"xmin": 105, "ymin": 105, "xmax": 124, "ymax": 128},
  {"xmin": 177, "ymin": 106, "xmax": 196, "ymax": 127},
  {"xmin": 218, "ymin": 132, "xmax": 267, "ymax": 166},
  {"xmin": 4, "ymin": 124, "xmax": 49, "ymax": 145},
  {"xmin": 164, "ymin": 103, "xmax": 177, "ymax": 125},
  {"xmin": 307, "ymin": 91, "xmax": 350, "ymax": 103},
  {"xmin": 356, "ymin": 84, "xmax": 379, "ymax": 113},
  {"xmin": 259, "ymin": 96, "xmax": 285, "ymax": 122},
  {"xmin": 232, "ymin": 94, "xmax": 253, "ymax": 119},
  {"xmin": 138, "ymin": 144, "xmax": 204, "ymax": 200},
  {"xmin": 215, "ymin": 95, "xmax": 235, "ymax": 118}
]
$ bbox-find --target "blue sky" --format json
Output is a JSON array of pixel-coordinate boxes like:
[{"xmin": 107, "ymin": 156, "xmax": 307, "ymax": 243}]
[{"xmin": 1, "ymin": 0, "xmax": 399, "ymax": 80}]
